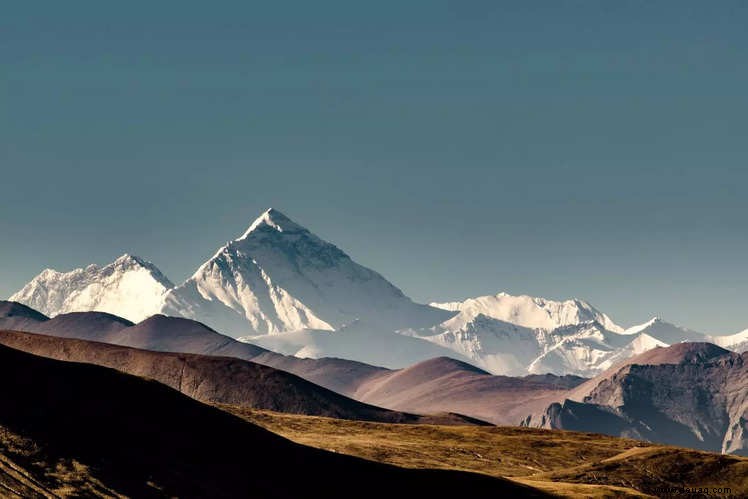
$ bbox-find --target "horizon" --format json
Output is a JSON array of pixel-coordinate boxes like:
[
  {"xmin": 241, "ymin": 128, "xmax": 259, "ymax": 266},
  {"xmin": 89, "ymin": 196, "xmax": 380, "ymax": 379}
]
[{"xmin": 3, "ymin": 2, "xmax": 748, "ymax": 334}]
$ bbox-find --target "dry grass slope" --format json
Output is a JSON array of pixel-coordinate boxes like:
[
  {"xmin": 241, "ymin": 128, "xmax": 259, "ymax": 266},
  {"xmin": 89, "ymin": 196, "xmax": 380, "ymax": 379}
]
[{"xmin": 224, "ymin": 407, "xmax": 748, "ymax": 499}]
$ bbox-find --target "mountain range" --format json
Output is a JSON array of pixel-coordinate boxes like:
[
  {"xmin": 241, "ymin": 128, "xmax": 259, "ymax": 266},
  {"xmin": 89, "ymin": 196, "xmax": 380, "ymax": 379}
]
[
  {"xmin": 3, "ymin": 300, "xmax": 746, "ymax": 455},
  {"xmin": 10, "ymin": 208, "xmax": 748, "ymax": 376}
]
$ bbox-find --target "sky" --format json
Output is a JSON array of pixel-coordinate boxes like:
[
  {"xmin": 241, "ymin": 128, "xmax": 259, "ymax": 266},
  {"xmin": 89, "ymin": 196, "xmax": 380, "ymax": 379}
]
[{"xmin": 2, "ymin": 1, "xmax": 747, "ymax": 333}]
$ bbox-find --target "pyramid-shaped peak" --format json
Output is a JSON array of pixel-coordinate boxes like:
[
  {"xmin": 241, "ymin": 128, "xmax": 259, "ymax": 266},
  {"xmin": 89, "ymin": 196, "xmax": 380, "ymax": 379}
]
[{"xmin": 239, "ymin": 208, "xmax": 308, "ymax": 239}]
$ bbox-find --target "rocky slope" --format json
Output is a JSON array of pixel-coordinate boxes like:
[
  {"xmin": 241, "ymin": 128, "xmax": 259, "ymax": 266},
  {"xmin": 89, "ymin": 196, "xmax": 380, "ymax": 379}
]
[{"xmin": 523, "ymin": 343, "xmax": 748, "ymax": 455}]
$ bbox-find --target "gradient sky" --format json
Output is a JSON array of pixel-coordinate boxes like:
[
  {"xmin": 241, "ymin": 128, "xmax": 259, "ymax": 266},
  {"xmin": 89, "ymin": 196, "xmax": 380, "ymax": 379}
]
[{"xmin": 2, "ymin": 2, "xmax": 747, "ymax": 333}]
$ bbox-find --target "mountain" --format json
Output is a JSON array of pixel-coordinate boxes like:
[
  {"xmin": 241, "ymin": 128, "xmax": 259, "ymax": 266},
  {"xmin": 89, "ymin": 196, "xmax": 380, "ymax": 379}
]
[
  {"xmin": 523, "ymin": 343, "xmax": 748, "ymax": 455},
  {"xmin": 400, "ymin": 314, "xmax": 542, "ymax": 375},
  {"xmin": 0, "ymin": 328, "xmax": 479, "ymax": 425},
  {"xmin": 525, "ymin": 321, "xmax": 651, "ymax": 376},
  {"xmin": 0, "ymin": 300, "xmax": 48, "ymax": 330},
  {"xmin": 0, "ymin": 301, "xmax": 390, "ymax": 394},
  {"xmin": 349, "ymin": 356, "xmax": 585, "ymax": 425},
  {"xmin": 162, "ymin": 208, "xmax": 451, "ymax": 337},
  {"xmin": 120, "ymin": 315, "xmax": 397, "ymax": 394},
  {"xmin": 430, "ymin": 292, "xmax": 623, "ymax": 332},
  {"xmin": 0, "ymin": 301, "xmax": 578, "ymax": 425},
  {"xmin": 711, "ymin": 328, "xmax": 748, "ymax": 353},
  {"xmin": 244, "ymin": 319, "xmax": 478, "ymax": 370},
  {"xmin": 404, "ymin": 299, "xmax": 722, "ymax": 376},
  {"xmin": 623, "ymin": 316, "xmax": 708, "ymax": 343},
  {"xmin": 405, "ymin": 293, "xmax": 641, "ymax": 376},
  {"xmin": 403, "ymin": 314, "xmax": 657, "ymax": 377},
  {"xmin": 0, "ymin": 343, "xmax": 536, "ymax": 498},
  {"xmin": 9, "ymin": 208, "xmax": 743, "ymax": 376},
  {"xmin": 10, "ymin": 254, "xmax": 173, "ymax": 322}
]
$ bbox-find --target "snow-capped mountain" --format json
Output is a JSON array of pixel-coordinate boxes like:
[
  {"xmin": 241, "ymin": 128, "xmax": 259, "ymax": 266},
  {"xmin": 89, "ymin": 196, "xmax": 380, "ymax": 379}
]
[
  {"xmin": 402, "ymin": 301, "xmax": 695, "ymax": 376},
  {"xmin": 399, "ymin": 314, "xmax": 542, "ymax": 375},
  {"xmin": 622, "ymin": 316, "xmax": 707, "ymax": 344},
  {"xmin": 403, "ymin": 314, "xmax": 660, "ymax": 376},
  {"xmin": 8, "ymin": 207, "xmax": 746, "ymax": 376},
  {"xmin": 162, "ymin": 208, "xmax": 451, "ymax": 337},
  {"xmin": 430, "ymin": 293, "xmax": 623, "ymax": 333},
  {"xmin": 526, "ymin": 324, "xmax": 668, "ymax": 376},
  {"xmin": 10, "ymin": 254, "xmax": 173, "ymax": 323},
  {"xmin": 710, "ymin": 328, "xmax": 748, "ymax": 353},
  {"xmin": 405, "ymin": 293, "xmax": 631, "ymax": 375}
]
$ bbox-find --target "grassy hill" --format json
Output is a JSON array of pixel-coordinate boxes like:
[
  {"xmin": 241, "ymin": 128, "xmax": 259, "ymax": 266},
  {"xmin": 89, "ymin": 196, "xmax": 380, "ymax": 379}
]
[{"xmin": 223, "ymin": 406, "xmax": 748, "ymax": 498}]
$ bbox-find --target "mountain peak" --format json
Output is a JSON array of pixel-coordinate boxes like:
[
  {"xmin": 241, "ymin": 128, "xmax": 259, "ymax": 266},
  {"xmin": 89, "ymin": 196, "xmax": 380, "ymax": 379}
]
[
  {"xmin": 239, "ymin": 208, "xmax": 307, "ymax": 239},
  {"xmin": 114, "ymin": 253, "xmax": 146, "ymax": 267},
  {"xmin": 624, "ymin": 316, "xmax": 668, "ymax": 334},
  {"xmin": 622, "ymin": 316, "xmax": 708, "ymax": 345},
  {"xmin": 10, "ymin": 255, "xmax": 173, "ymax": 322},
  {"xmin": 164, "ymin": 207, "xmax": 447, "ymax": 337},
  {"xmin": 111, "ymin": 254, "xmax": 174, "ymax": 287},
  {"xmin": 430, "ymin": 291, "xmax": 623, "ymax": 333}
]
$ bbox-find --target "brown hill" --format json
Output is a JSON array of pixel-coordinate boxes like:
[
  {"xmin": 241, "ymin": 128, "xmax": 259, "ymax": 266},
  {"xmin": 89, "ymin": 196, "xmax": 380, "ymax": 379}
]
[
  {"xmin": 0, "ymin": 302, "xmax": 387, "ymax": 393},
  {"xmin": 0, "ymin": 343, "xmax": 542, "ymax": 498},
  {"xmin": 0, "ymin": 329, "xmax": 483, "ymax": 425},
  {"xmin": 351, "ymin": 356, "xmax": 585, "ymax": 425},
  {"xmin": 0, "ymin": 302, "xmax": 583, "ymax": 425},
  {"xmin": 113, "ymin": 315, "xmax": 390, "ymax": 394},
  {"xmin": 532, "ymin": 445, "xmax": 748, "ymax": 497},
  {"xmin": 0, "ymin": 301, "xmax": 49, "ymax": 331}
]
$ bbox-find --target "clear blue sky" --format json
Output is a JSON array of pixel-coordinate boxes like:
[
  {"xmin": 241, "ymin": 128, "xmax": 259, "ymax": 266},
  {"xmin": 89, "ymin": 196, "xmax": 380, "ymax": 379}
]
[{"xmin": 2, "ymin": 1, "xmax": 747, "ymax": 333}]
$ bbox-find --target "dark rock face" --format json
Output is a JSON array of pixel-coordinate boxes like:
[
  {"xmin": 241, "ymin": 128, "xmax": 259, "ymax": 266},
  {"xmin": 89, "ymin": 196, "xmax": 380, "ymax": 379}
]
[{"xmin": 524, "ymin": 344, "xmax": 748, "ymax": 455}]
